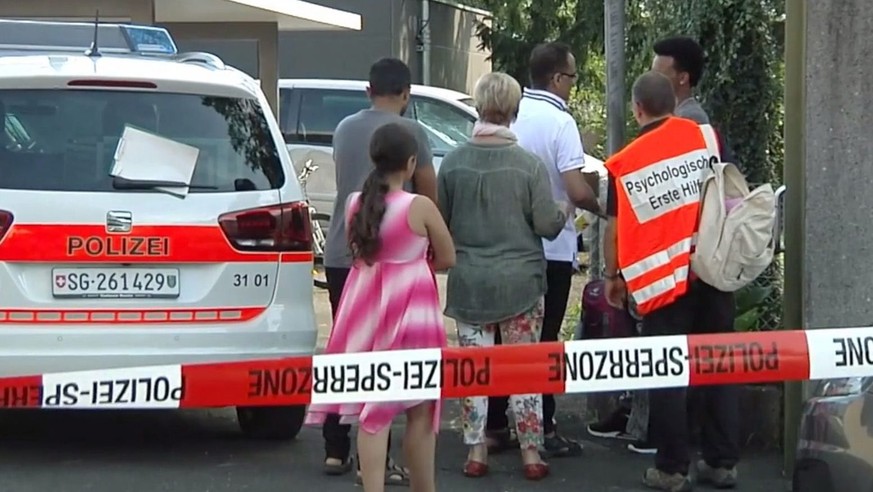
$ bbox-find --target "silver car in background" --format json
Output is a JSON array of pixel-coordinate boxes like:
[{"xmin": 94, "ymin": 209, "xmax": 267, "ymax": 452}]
[{"xmin": 793, "ymin": 377, "xmax": 873, "ymax": 492}]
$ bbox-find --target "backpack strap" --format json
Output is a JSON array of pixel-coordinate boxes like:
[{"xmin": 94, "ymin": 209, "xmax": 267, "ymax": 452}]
[
  {"xmin": 699, "ymin": 124, "xmax": 721, "ymax": 162},
  {"xmin": 692, "ymin": 124, "xmax": 722, "ymax": 248}
]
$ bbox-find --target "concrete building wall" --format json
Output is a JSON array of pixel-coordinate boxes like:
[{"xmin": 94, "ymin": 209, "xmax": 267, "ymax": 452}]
[
  {"xmin": 802, "ymin": 0, "xmax": 873, "ymax": 329},
  {"xmin": 387, "ymin": 0, "xmax": 492, "ymax": 93},
  {"xmin": 278, "ymin": 0, "xmax": 391, "ymax": 80},
  {"xmin": 178, "ymin": 0, "xmax": 491, "ymax": 94},
  {"xmin": 278, "ymin": 0, "xmax": 490, "ymax": 94},
  {"xmin": 390, "ymin": 0, "xmax": 421, "ymax": 83},
  {"xmin": 426, "ymin": 1, "xmax": 491, "ymax": 94},
  {"xmin": 0, "ymin": 0, "xmax": 384, "ymax": 85}
]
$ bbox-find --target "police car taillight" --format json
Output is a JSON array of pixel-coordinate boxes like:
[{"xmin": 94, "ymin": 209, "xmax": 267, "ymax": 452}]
[
  {"xmin": 218, "ymin": 202, "xmax": 312, "ymax": 252},
  {"xmin": 0, "ymin": 210, "xmax": 13, "ymax": 241}
]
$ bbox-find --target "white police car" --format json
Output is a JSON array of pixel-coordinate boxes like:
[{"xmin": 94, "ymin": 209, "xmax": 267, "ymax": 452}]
[{"xmin": 0, "ymin": 19, "xmax": 316, "ymax": 439}]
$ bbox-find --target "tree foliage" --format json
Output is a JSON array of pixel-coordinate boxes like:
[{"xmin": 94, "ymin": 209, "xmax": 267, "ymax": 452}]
[
  {"xmin": 473, "ymin": 0, "xmax": 603, "ymax": 86},
  {"xmin": 474, "ymin": 0, "xmax": 783, "ymax": 183},
  {"xmin": 633, "ymin": 0, "xmax": 785, "ymax": 331},
  {"xmin": 657, "ymin": 0, "xmax": 783, "ymax": 185}
]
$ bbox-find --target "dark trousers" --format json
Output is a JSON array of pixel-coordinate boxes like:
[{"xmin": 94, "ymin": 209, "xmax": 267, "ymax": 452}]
[
  {"xmin": 486, "ymin": 260, "xmax": 575, "ymax": 435},
  {"xmin": 645, "ymin": 281, "xmax": 740, "ymax": 475},
  {"xmin": 322, "ymin": 267, "xmax": 393, "ymax": 462}
]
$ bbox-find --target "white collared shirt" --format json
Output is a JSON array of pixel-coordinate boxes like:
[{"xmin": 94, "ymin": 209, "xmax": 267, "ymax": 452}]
[{"xmin": 511, "ymin": 88, "xmax": 589, "ymax": 263}]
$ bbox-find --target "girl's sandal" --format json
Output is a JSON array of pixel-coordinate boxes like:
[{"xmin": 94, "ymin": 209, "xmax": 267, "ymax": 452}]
[{"xmin": 355, "ymin": 459, "xmax": 411, "ymax": 487}]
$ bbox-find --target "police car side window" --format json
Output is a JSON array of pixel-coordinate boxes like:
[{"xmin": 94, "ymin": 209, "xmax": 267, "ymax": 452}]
[
  {"xmin": 0, "ymin": 89, "xmax": 283, "ymax": 193},
  {"xmin": 289, "ymin": 89, "xmax": 371, "ymax": 146}
]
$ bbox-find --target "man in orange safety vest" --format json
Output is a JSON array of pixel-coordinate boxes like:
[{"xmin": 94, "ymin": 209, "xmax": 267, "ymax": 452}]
[{"xmin": 603, "ymin": 70, "xmax": 740, "ymax": 492}]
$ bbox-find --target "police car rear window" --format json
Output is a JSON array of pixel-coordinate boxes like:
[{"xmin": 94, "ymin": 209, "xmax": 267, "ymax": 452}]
[{"xmin": 0, "ymin": 90, "xmax": 284, "ymax": 192}]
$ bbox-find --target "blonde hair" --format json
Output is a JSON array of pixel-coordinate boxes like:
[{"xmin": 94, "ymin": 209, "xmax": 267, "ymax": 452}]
[{"xmin": 473, "ymin": 72, "xmax": 522, "ymax": 125}]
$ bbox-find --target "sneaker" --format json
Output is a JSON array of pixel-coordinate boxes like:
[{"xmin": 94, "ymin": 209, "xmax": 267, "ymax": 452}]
[
  {"xmin": 642, "ymin": 467, "xmax": 693, "ymax": 491},
  {"xmin": 587, "ymin": 408, "xmax": 633, "ymax": 439},
  {"xmin": 628, "ymin": 440, "xmax": 657, "ymax": 455},
  {"xmin": 695, "ymin": 460, "xmax": 737, "ymax": 489},
  {"xmin": 542, "ymin": 433, "xmax": 584, "ymax": 458}
]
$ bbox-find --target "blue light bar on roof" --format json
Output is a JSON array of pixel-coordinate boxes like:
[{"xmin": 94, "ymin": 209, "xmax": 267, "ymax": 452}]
[{"xmin": 0, "ymin": 19, "xmax": 178, "ymax": 56}]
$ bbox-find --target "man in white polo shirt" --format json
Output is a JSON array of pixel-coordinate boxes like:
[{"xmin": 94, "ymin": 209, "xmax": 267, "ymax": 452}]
[{"xmin": 485, "ymin": 41, "xmax": 602, "ymax": 459}]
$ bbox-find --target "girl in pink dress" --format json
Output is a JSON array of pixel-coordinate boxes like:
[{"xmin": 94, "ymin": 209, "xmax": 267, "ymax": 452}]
[{"xmin": 306, "ymin": 122, "xmax": 455, "ymax": 492}]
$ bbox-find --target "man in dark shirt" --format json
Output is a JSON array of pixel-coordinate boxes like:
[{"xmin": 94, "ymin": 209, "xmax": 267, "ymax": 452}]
[{"xmin": 651, "ymin": 36, "xmax": 739, "ymax": 163}]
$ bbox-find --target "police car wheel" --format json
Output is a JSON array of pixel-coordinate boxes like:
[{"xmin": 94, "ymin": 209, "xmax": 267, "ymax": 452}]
[{"xmin": 237, "ymin": 405, "xmax": 306, "ymax": 440}]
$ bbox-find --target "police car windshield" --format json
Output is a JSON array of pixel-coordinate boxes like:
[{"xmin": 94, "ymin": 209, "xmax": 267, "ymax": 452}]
[{"xmin": 0, "ymin": 89, "xmax": 284, "ymax": 192}]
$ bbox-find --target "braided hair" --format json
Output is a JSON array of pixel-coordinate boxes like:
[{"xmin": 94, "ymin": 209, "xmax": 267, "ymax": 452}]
[{"xmin": 348, "ymin": 122, "xmax": 418, "ymax": 264}]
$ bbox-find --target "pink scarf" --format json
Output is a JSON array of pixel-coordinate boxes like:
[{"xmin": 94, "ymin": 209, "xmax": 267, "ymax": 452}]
[{"xmin": 472, "ymin": 121, "xmax": 517, "ymax": 141}]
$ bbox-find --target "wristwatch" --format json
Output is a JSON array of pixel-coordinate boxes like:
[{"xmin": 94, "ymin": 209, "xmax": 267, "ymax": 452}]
[{"xmin": 604, "ymin": 269, "xmax": 620, "ymax": 280}]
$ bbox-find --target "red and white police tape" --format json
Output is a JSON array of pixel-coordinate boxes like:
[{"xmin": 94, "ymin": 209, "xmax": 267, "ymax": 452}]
[{"xmin": 1, "ymin": 327, "xmax": 872, "ymax": 409}]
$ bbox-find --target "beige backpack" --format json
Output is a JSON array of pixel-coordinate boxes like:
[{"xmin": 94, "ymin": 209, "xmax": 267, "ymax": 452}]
[{"xmin": 689, "ymin": 125, "xmax": 777, "ymax": 292}]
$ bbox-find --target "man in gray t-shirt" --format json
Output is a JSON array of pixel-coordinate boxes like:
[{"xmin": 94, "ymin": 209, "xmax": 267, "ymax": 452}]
[
  {"xmin": 323, "ymin": 110, "xmax": 434, "ymax": 270},
  {"xmin": 320, "ymin": 58, "xmax": 435, "ymax": 484}
]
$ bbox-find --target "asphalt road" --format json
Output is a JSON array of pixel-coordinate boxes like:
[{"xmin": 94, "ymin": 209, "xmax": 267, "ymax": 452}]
[
  {"xmin": 0, "ymin": 276, "xmax": 789, "ymax": 491},
  {"xmin": 0, "ymin": 400, "xmax": 787, "ymax": 492}
]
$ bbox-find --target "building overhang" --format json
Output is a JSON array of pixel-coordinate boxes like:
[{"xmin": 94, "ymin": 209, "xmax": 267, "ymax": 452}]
[{"xmin": 155, "ymin": 0, "xmax": 362, "ymax": 31}]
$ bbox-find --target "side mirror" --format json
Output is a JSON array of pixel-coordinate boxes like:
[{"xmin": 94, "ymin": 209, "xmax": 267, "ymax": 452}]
[{"xmin": 773, "ymin": 185, "xmax": 786, "ymax": 254}]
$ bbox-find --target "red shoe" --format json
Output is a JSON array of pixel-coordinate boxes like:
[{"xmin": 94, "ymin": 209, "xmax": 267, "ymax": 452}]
[
  {"xmin": 463, "ymin": 460, "xmax": 489, "ymax": 478},
  {"xmin": 523, "ymin": 462, "xmax": 550, "ymax": 481}
]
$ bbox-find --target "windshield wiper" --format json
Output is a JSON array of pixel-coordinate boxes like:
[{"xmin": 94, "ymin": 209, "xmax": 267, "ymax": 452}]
[{"xmin": 111, "ymin": 176, "xmax": 217, "ymax": 192}]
